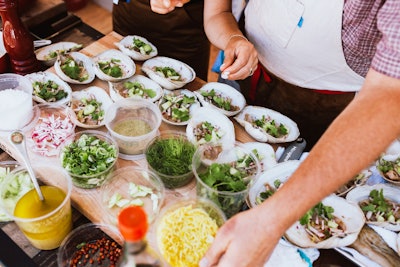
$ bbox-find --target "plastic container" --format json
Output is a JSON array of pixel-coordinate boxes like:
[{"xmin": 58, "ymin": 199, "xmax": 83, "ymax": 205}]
[
  {"xmin": 105, "ymin": 98, "xmax": 162, "ymax": 159},
  {"xmin": 192, "ymin": 143, "xmax": 261, "ymax": 218},
  {"xmin": 57, "ymin": 223, "xmax": 123, "ymax": 267},
  {"xmin": 27, "ymin": 103, "xmax": 76, "ymax": 157},
  {"xmin": 145, "ymin": 131, "xmax": 196, "ymax": 189},
  {"xmin": 0, "ymin": 73, "xmax": 35, "ymax": 132},
  {"xmin": 155, "ymin": 198, "xmax": 226, "ymax": 267},
  {"xmin": 101, "ymin": 166, "xmax": 165, "ymax": 225},
  {"xmin": 59, "ymin": 130, "xmax": 119, "ymax": 189},
  {"xmin": 0, "ymin": 164, "xmax": 73, "ymax": 250}
]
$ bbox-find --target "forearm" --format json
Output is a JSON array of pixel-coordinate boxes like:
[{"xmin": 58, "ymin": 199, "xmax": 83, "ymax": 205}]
[
  {"xmin": 204, "ymin": 0, "xmax": 244, "ymax": 50},
  {"xmin": 258, "ymin": 69, "xmax": 400, "ymax": 237}
]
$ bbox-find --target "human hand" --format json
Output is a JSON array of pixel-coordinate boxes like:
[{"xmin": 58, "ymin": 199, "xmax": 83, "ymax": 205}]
[
  {"xmin": 220, "ymin": 35, "xmax": 258, "ymax": 81},
  {"xmin": 199, "ymin": 206, "xmax": 281, "ymax": 267},
  {"xmin": 150, "ymin": 0, "xmax": 190, "ymax": 14}
]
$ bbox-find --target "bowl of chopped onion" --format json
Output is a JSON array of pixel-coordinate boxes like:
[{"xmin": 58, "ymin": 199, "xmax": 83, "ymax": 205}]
[
  {"xmin": 27, "ymin": 103, "xmax": 76, "ymax": 157},
  {"xmin": 59, "ymin": 130, "xmax": 119, "ymax": 189},
  {"xmin": 101, "ymin": 166, "xmax": 165, "ymax": 225},
  {"xmin": 155, "ymin": 197, "xmax": 226, "ymax": 267}
]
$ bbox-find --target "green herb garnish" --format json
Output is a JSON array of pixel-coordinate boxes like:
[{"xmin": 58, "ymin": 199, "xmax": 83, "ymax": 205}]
[
  {"xmin": 200, "ymin": 89, "xmax": 239, "ymax": 112},
  {"xmin": 122, "ymin": 81, "xmax": 156, "ymax": 99},
  {"xmin": 32, "ymin": 80, "xmax": 68, "ymax": 102},
  {"xmin": 254, "ymin": 115, "xmax": 288, "ymax": 138},
  {"xmin": 60, "ymin": 55, "xmax": 89, "ymax": 82},
  {"xmin": 160, "ymin": 93, "xmax": 196, "ymax": 123},
  {"xmin": 146, "ymin": 136, "xmax": 196, "ymax": 176},
  {"xmin": 131, "ymin": 38, "xmax": 153, "ymax": 55},
  {"xmin": 98, "ymin": 58, "xmax": 123, "ymax": 78},
  {"xmin": 155, "ymin": 66, "xmax": 181, "ymax": 81}
]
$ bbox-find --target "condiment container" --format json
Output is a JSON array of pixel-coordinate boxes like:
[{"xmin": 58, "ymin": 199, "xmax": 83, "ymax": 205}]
[
  {"xmin": 105, "ymin": 98, "xmax": 162, "ymax": 159},
  {"xmin": 0, "ymin": 164, "xmax": 73, "ymax": 250},
  {"xmin": 57, "ymin": 223, "xmax": 123, "ymax": 267},
  {"xmin": 192, "ymin": 142, "xmax": 261, "ymax": 218},
  {"xmin": 145, "ymin": 130, "xmax": 197, "ymax": 189},
  {"xmin": 155, "ymin": 198, "xmax": 226, "ymax": 267},
  {"xmin": 0, "ymin": 73, "xmax": 37, "ymax": 132}
]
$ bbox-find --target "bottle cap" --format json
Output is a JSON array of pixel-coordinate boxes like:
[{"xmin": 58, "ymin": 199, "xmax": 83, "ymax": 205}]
[{"xmin": 118, "ymin": 206, "xmax": 148, "ymax": 241}]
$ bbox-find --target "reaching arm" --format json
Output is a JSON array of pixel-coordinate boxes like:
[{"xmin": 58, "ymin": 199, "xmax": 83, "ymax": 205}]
[
  {"xmin": 204, "ymin": 0, "xmax": 258, "ymax": 80},
  {"xmin": 150, "ymin": 0, "xmax": 190, "ymax": 14},
  {"xmin": 200, "ymin": 68, "xmax": 400, "ymax": 266}
]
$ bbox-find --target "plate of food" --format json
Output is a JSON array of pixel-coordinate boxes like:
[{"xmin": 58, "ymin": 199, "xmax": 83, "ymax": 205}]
[
  {"xmin": 70, "ymin": 86, "xmax": 113, "ymax": 128},
  {"xmin": 54, "ymin": 52, "xmax": 95, "ymax": 84},
  {"xmin": 92, "ymin": 49, "xmax": 136, "ymax": 82},
  {"xmin": 186, "ymin": 107, "xmax": 235, "ymax": 151},
  {"xmin": 234, "ymin": 105, "xmax": 300, "ymax": 143},
  {"xmin": 35, "ymin": 42, "xmax": 82, "ymax": 66},
  {"xmin": 194, "ymin": 82, "xmax": 246, "ymax": 117},
  {"xmin": 158, "ymin": 89, "xmax": 200, "ymax": 126},
  {"xmin": 285, "ymin": 194, "xmax": 365, "ymax": 249},
  {"xmin": 115, "ymin": 35, "xmax": 158, "ymax": 61},
  {"xmin": 142, "ymin": 56, "xmax": 195, "ymax": 90},
  {"xmin": 108, "ymin": 74, "xmax": 162, "ymax": 102},
  {"xmin": 346, "ymin": 183, "xmax": 400, "ymax": 231},
  {"xmin": 25, "ymin": 71, "xmax": 72, "ymax": 106}
]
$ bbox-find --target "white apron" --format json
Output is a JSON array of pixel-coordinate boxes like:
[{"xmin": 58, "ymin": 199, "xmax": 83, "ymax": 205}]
[{"xmin": 245, "ymin": 0, "xmax": 364, "ymax": 92}]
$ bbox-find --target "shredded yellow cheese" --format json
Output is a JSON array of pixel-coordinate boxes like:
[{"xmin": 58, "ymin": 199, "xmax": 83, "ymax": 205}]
[{"xmin": 157, "ymin": 205, "xmax": 219, "ymax": 267}]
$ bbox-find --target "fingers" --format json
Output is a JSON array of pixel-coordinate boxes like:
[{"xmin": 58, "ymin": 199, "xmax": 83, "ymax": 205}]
[
  {"xmin": 220, "ymin": 38, "xmax": 258, "ymax": 80},
  {"xmin": 199, "ymin": 225, "xmax": 231, "ymax": 267},
  {"xmin": 150, "ymin": 0, "xmax": 188, "ymax": 14}
]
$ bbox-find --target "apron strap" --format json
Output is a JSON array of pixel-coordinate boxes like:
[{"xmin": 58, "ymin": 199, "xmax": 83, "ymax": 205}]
[{"xmin": 249, "ymin": 62, "xmax": 272, "ymax": 101}]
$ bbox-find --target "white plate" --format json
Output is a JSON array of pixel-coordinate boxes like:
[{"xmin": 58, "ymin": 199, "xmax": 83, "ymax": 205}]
[
  {"xmin": 92, "ymin": 49, "xmax": 136, "ymax": 82},
  {"xmin": 25, "ymin": 71, "xmax": 72, "ymax": 106},
  {"xmin": 35, "ymin": 42, "xmax": 82, "ymax": 66},
  {"xmin": 54, "ymin": 52, "xmax": 95, "ymax": 84},
  {"xmin": 115, "ymin": 35, "xmax": 158, "ymax": 61}
]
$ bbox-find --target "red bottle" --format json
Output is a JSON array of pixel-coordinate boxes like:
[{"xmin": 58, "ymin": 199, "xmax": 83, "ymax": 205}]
[{"xmin": 0, "ymin": 0, "xmax": 39, "ymax": 74}]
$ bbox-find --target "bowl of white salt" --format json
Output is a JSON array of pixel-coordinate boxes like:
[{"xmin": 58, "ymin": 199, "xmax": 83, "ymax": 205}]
[{"xmin": 0, "ymin": 73, "xmax": 37, "ymax": 133}]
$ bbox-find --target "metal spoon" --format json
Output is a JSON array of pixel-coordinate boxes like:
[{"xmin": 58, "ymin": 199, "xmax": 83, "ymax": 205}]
[{"xmin": 9, "ymin": 131, "xmax": 45, "ymax": 201}]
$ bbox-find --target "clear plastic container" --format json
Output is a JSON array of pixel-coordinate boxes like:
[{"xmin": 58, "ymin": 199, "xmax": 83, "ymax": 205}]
[{"xmin": 105, "ymin": 98, "xmax": 162, "ymax": 159}]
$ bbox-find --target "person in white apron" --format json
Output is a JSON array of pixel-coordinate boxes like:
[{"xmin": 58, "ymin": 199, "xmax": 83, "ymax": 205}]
[{"xmin": 200, "ymin": 0, "xmax": 400, "ymax": 266}]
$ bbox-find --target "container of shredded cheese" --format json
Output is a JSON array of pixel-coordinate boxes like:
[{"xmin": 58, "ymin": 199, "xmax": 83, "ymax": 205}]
[{"xmin": 155, "ymin": 198, "xmax": 226, "ymax": 267}]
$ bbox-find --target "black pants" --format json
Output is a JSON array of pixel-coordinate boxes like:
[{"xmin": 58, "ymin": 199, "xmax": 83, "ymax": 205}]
[
  {"xmin": 112, "ymin": 0, "xmax": 210, "ymax": 81},
  {"xmin": 238, "ymin": 70, "xmax": 356, "ymax": 151}
]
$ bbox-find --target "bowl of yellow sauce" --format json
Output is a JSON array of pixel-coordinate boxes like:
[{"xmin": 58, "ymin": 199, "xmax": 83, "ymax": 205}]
[
  {"xmin": 0, "ymin": 164, "xmax": 73, "ymax": 250},
  {"xmin": 105, "ymin": 98, "xmax": 162, "ymax": 159}
]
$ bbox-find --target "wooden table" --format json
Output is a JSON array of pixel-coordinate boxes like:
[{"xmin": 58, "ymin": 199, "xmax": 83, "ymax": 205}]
[{"xmin": 0, "ymin": 31, "xmax": 258, "ymax": 266}]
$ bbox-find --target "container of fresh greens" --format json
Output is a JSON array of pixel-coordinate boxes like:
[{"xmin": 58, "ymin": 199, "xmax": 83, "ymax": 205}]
[
  {"xmin": 192, "ymin": 142, "xmax": 261, "ymax": 218},
  {"xmin": 145, "ymin": 131, "xmax": 197, "ymax": 189},
  {"xmin": 59, "ymin": 130, "xmax": 119, "ymax": 189}
]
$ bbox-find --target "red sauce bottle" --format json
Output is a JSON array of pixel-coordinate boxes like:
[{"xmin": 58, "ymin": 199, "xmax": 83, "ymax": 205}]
[{"xmin": 0, "ymin": 0, "xmax": 39, "ymax": 74}]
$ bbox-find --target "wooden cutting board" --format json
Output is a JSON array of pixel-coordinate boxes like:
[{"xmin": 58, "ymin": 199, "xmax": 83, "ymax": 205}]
[{"xmin": 0, "ymin": 31, "xmax": 258, "ymax": 249}]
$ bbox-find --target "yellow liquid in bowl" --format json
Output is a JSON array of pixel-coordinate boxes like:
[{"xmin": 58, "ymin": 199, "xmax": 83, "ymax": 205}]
[
  {"xmin": 113, "ymin": 118, "xmax": 152, "ymax": 137},
  {"xmin": 14, "ymin": 185, "xmax": 72, "ymax": 250}
]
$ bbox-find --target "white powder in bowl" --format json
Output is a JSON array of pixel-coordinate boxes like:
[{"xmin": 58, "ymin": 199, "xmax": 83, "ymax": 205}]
[{"xmin": 0, "ymin": 89, "xmax": 33, "ymax": 131}]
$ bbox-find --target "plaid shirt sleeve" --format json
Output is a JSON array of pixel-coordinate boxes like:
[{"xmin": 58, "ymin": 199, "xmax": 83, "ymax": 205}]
[{"xmin": 371, "ymin": 0, "xmax": 400, "ymax": 79}]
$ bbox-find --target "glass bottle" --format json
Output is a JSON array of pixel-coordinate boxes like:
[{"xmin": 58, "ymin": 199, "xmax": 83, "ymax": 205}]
[
  {"xmin": 0, "ymin": 0, "xmax": 39, "ymax": 74},
  {"xmin": 117, "ymin": 206, "xmax": 162, "ymax": 267}
]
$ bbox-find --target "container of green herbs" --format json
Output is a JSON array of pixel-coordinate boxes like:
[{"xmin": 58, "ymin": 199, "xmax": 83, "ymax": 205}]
[
  {"xmin": 192, "ymin": 143, "xmax": 261, "ymax": 218},
  {"xmin": 145, "ymin": 131, "xmax": 197, "ymax": 189}
]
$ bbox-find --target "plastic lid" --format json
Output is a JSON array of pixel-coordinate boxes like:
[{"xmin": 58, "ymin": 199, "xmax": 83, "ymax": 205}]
[{"xmin": 118, "ymin": 206, "xmax": 148, "ymax": 241}]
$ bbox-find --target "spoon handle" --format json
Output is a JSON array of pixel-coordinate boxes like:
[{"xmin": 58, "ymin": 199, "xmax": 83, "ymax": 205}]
[{"xmin": 9, "ymin": 131, "xmax": 45, "ymax": 201}]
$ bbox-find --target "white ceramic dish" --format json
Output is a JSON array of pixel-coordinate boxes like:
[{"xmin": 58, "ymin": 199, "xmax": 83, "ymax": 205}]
[
  {"xmin": 54, "ymin": 52, "xmax": 95, "ymax": 84},
  {"xmin": 26, "ymin": 71, "xmax": 72, "ymax": 106},
  {"xmin": 114, "ymin": 35, "xmax": 158, "ymax": 61},
  {"xmin": 92, "ymin": 49, "xmax": 135, "ymax": 82},
  {"xmin": 70, "ymin": 86, "xmax": 113, "ymax": 128},
  {"xmin": 195, "ymin": 82, "xmax": 246, "ymax": 117},
  {"xmin": 158, "ymin": 89, "xmax": 200, "ymax": 126},
  {"xmin": 108, "ymin": 74, "xmax": 162, "ymax": 102},
  {"xmin": 35, "ymin": 41, "xmax": 82, "ymax": 66},
  {"xmin": 234, "ymin": 105, "xmax": 300, "ymax": 143},
  {"xmin": 186, "ymin": 106, "xmax": 235, "ymax": 150},
  {"xmin": 142, "ymin": 56, "xmax": 195, "ymax": 90}
]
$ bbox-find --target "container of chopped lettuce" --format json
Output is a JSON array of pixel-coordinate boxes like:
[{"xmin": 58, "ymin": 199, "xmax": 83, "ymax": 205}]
[
  {"xmin": 59, "ymin": 130, "xmax": 119, "ymax": 189},
  {"xmin": 0, "ymin": 161, "xmax": 23, "ymax": 222}
]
